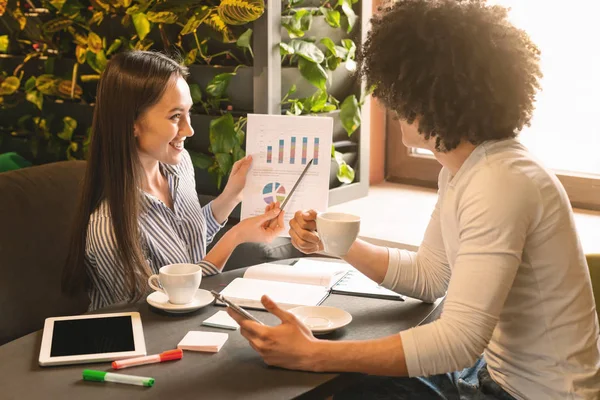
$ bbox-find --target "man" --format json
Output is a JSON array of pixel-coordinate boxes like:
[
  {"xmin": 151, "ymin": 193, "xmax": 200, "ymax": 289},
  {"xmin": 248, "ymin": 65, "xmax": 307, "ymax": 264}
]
[{"xmin": 227, "ymin": 0, "xmax": 600, "ymax": 398}]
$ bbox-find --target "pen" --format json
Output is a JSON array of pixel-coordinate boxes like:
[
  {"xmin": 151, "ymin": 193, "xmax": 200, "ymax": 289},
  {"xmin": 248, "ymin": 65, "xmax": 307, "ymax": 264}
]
[
  {"xmin": 112, "ymin": 349, "xmax": 183, "ymax": 370},
  {"xmin": 83, "ymin": 369, "xmax": 155, "ymax": 387},
  {"xmin": 280, "ymin": 158, "xmax": 313, "ymax": 211}
]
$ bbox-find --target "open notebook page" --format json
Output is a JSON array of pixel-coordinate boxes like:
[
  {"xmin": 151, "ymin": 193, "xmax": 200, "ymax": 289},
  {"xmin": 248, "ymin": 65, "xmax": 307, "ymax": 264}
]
[
  {"xmin": 293, "ymin": 259, "xmax": 403, "ymax": 301},
  {"xmin": 218, "ymin": 278, "xmax": 329, "ymax": 310},
  {"xmin": 243, "ymin": 262, "xmax": 349, "ymax": 288}
]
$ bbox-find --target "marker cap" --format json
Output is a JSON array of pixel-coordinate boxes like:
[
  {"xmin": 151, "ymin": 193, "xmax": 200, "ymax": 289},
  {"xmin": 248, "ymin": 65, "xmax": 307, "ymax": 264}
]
[
  {"xmin": 83, "ymin": 369, "xmax": 106, "ymax": 382},
  {"xmin": 160, "ymin": 349, "xmax": 183, "ymax": 362}
]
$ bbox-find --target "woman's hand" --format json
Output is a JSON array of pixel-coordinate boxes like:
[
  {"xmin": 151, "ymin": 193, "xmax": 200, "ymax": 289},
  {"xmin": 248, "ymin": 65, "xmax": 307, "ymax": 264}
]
[
  {"xmin": 289, "ymin": 210, "xmax": 323, "ymax": 254},
  {"xmin": 211, "ymin": 155, "xmax": 253, "ymax": 224},
  {"xmin": 222, "ymin": 155, "xmax": 253, "ymax": 205},
  {"xmin": 232, "ymin": 202, "xmax": 285, "ymax": 244}
]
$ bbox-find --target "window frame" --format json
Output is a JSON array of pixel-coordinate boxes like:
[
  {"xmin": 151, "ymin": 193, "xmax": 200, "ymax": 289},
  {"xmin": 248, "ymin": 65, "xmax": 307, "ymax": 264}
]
[{"xmin": 384, "ymin": 110, "xmax": 600, "ymax": 211}]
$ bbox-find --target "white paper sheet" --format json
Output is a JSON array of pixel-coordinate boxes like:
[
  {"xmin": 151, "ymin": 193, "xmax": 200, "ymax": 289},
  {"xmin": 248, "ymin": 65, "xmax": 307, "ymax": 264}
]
[
  {"xmin": 243, "ymin": 262, "xmax": 348, "ymax": 288},
  {"xmin": 202, "ymin": 311, "xmax": 239, "ymax": 330},
  {"xmin": 241, "ymin": 114, "xmax": 333, "ymax": 236},
  {"xmin": 218, "ymin": 278, "xmax": 330, "ymax": 310}
]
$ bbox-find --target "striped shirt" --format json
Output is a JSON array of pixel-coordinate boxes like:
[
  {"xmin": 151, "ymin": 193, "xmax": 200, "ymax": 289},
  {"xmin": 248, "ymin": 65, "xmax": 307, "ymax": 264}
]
[{"xmin": 85, "ymin": 150, "xmax": 225, "ymax": 311}]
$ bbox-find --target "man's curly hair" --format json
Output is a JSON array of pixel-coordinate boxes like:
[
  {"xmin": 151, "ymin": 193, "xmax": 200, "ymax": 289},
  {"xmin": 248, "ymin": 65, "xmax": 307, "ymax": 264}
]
[{"xmin": 358, "ymin": 0, "xmax": 542, "ymax": 152}]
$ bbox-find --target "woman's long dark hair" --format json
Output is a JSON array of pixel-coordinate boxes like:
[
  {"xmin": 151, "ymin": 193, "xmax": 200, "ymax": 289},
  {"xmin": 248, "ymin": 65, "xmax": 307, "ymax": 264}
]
[{"xmin": 62, "ymin": 50, "xmax": 189, "ymax": 302}]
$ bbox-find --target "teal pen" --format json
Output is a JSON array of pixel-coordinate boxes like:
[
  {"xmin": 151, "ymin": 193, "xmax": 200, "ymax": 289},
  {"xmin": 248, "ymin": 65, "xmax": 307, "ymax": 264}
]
[{"xmin": 83, "ymin": 369, "xmax": 155, "ymax": 387}]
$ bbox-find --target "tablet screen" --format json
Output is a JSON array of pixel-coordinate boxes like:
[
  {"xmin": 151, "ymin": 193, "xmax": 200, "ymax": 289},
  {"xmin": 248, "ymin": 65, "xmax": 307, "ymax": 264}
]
[{"xmin": 50, "ymin": 315, "xmax": 135, "ymax": 357}]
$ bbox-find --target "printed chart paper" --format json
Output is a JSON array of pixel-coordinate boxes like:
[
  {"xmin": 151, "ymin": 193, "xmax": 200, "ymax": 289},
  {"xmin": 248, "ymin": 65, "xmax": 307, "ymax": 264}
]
[{"xmin": 241, "ymin": 114, "xmax": 333, "ymax": 235}]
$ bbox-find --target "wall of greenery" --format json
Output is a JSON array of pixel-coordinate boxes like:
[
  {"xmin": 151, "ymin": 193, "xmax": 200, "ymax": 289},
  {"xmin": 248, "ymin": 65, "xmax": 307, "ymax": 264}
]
[{"xmin": 0, "ymin": 0, "xmax": 364, "ymax": 194}]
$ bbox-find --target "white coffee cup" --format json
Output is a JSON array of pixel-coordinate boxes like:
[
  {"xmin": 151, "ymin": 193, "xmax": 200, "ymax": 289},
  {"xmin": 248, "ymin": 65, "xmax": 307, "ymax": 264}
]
[
  {"xmin": 148, "ymin": 263, "xmax": 202, "ymax": 305},
  {"xmin": 316, "ymin": 212, "xmax": 361, "ymax": 257}
]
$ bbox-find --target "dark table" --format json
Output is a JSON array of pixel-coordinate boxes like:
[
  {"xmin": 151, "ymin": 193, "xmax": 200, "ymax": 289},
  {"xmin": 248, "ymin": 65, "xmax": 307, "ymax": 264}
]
[{"xmin": 0, "ymin": 258, "xmax": 443, "ymax": 400}]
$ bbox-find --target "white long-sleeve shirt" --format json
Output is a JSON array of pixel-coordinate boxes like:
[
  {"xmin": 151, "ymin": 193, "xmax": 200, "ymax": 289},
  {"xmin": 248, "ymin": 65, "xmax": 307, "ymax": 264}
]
[{"xmin": 383, "ymin": 139, "xmax": 600, "ymax": 399}]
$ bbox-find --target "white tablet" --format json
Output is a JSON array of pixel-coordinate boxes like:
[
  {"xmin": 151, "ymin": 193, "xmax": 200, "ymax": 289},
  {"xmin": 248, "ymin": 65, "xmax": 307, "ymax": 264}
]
[{"xmin": 39, "ymin": 312, "xmax": 146, "ymax": 367}]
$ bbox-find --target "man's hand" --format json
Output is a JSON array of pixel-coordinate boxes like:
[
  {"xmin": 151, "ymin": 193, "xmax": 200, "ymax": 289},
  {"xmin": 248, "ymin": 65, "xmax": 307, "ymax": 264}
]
[
  {"xmin": 289, "ymin": 210, "xmax": 324, "ymax": 254},
  {"xmin": 226, "ymin": 295, "xmax": 322, "ymax": 371}
]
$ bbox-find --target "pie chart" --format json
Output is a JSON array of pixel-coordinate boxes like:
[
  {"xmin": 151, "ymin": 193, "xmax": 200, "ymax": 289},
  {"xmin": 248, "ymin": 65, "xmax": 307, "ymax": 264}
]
[{"xmin": 263, "ymin": 182, "xmax": 286, "ymax": 204}]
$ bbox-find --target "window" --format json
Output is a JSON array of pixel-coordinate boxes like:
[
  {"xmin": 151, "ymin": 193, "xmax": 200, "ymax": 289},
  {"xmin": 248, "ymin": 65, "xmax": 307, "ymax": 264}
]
[{"xmin": 386, "ymin": 0, "xmax": 600, "ymax": 210}]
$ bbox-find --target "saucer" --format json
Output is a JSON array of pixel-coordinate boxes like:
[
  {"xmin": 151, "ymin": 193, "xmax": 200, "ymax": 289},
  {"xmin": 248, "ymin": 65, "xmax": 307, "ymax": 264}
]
[
  {"xmin": 147, "ymin": 289, "xmax": 214, "ymax": 314},
  {"xmin": 288, "ymin": 306, "xmax": 352, "ymax": 335}
]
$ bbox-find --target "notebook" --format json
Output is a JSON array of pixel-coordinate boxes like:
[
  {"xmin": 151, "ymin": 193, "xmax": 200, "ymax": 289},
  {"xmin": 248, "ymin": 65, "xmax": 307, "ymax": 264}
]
[
  {"xmin": 293, "ymin": 259, "xmax": 403, "ymax": 301},
  {"xmin": 216, "ymin": 260, "xmax": 351, "ymax": 310},
  {"xmin": 177, "ymin": 331, "xmax": 228, "ymax": 353},
  {"xmin": 217, "ymin": 260, "xmax": 400, "ymax": 310},
  {"xmin": 216, "ymin": 261, "xmax": 350, "ymax": 310},
  {"xmin": 218, "ymin": 278, "xmax": 330, "ymax": 310},
  {"xmin": 331, "ymin": 269, "xmax": 404, "ymax": 301},
  {"xmin": 243, "ymin": 261, "xmax": 350, "ymax": 289}
]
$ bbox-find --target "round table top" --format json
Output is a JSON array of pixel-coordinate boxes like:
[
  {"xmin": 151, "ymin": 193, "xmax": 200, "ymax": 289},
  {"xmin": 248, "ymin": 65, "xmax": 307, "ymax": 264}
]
[{"xmin": 0, "ymin": 258, "xmax": 443, "ymax": 400}]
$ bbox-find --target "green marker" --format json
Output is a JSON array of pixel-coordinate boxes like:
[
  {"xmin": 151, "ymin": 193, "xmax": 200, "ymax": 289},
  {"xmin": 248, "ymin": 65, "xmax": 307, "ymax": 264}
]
[{"xmin": 83, "ymin": 369, "xmax": 155, "ymax": 387}]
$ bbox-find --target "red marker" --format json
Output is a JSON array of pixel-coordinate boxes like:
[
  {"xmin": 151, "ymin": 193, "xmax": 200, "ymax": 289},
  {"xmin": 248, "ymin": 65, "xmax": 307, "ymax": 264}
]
[{"xmin": 112, "ymin": 349, "xmax": 183, "ymax": 370}]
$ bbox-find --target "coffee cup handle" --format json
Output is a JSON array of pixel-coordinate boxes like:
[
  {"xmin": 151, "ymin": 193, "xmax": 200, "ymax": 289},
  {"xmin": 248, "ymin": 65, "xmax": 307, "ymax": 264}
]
[{"xmin": 148, "ymin": 275, "xmax": 165, "ymax": 294}]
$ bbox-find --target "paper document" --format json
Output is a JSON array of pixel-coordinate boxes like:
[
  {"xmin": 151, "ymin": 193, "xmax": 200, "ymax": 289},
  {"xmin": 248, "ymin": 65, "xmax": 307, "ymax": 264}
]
[{"xmin": 241, "ymin": 114, "xmax": 333, "ymax": 235}]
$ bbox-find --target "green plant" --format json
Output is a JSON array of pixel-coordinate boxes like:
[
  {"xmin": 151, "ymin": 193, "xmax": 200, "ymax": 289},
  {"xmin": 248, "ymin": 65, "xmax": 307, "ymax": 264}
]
[
  {"xmin": 280, "ymin": 0, "xmax": 362, "ymax": 185},
  {"xmin": 280, "ymin": 0, "xmax": 359, "ymax": 90},
  {"xmin": 280, "ymin": 39, "xmax": 326, "ymax": 90},
  {"xmin": 320, "ymin": 37, "xmax": 355, "ymax": 71},
  {"xmin": 280, "ymin": 37, "xmax": 356, "ymax": 90},
  {"xmin": 178, "ymin": 1, "xmax": 260, "ymax": 66},
  {"xmin": 282, "ymin": 85, "xmax": 338, "ymax": 115},
  {"xmin": 188, "ymin": 113, "xmax": 246, "ymax": 189},
  {"xmin": 188, "ymin": 66, "xmax": 239, "ymax": 114},
  {"xmin": 0, "ymin": 0, "xmax": 262, "ymax": 178},
  {"xmin": 282, "ymin": 0, "xmax": 358, "ymax": 34},
  {"xmin": 332, "ymin": 144, "xmax": 354, "ymax": 183},
  {"xmin": 282, "ymin": 85, "xmax": 365, "ymax": 137},
  {"xmin": 1, "ymin": 108, "xmax": 88, "ymax": 162},
  {"xmin": 281, "ymin": 8, "xmax": 312, "ymax": 38},
  {"xmin": 0, "ymin": 64, "xmax": 86, "ymax": 162}
]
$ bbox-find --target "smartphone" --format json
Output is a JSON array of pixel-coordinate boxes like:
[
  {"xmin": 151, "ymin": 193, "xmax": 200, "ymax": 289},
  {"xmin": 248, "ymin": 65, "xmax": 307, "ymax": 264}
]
[{"xmin": 210, "ymin": 290, "xmax": 265, "ymax": 325}]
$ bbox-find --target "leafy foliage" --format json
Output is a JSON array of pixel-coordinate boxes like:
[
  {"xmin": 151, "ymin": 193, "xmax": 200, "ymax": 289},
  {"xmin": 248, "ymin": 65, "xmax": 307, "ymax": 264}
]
[
  {"xmin": 188, "ymin": 114, "xmax": 246, "ymax": 189},
  {"xmin": 0, "ymin": 0, "xmax": 264, "ymax": 167}
]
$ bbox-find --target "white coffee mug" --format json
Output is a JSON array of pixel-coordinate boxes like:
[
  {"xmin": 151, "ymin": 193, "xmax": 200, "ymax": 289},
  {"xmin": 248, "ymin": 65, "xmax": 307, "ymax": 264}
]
[
  {"xmin": 148, "ymin": 263, "xmax": 202, "ymax": 305},
  {"xmin": 316, "ymin": 212, "xmax": 361, "ymax": 257}
]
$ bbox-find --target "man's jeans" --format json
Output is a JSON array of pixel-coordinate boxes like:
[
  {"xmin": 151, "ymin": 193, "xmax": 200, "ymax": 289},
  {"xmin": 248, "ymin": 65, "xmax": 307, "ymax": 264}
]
[{"xmin": 334, "ymin": 357, "xmax": 517, "ymax": 400}]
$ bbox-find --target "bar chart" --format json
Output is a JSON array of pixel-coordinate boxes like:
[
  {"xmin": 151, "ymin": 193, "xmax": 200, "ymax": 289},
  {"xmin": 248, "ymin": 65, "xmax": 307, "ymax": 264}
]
[
  {"xmin": 265, "ymin": 136, "xmax": 319, "ymax": 165},
  {"xmin": 278, "ymin": 139, "xmax": 284, "ymax": 164},
  {"xmin": 242, "ymin": 114, "xmax": 333, "ymax": 235},
  {"xmin": 302, "ymin": 137, "xmax": 307, "ymax": 164},
  {"xmin": 290, "ymin": 137, "xmax": 296, "ymax": 164}
]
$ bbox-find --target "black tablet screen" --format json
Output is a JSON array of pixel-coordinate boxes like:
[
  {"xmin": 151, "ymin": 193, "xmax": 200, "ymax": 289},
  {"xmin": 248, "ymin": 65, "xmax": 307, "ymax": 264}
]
[{"xmin": 50, "ymin": 316, "xmax": 135, "ymax": 357}]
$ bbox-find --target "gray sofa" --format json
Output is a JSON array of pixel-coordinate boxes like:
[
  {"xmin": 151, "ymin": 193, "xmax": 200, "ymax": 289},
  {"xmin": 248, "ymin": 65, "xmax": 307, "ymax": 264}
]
[{"xmin": 0, "ymin": 161, "xmax": 302, "ymax": 346}]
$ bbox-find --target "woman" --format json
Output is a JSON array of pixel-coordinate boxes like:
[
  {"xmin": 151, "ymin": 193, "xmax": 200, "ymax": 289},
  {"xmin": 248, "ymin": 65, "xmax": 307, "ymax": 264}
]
[{"xmin": 62, "ymin": 50, "xmax": 284, "ymax": 311}]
